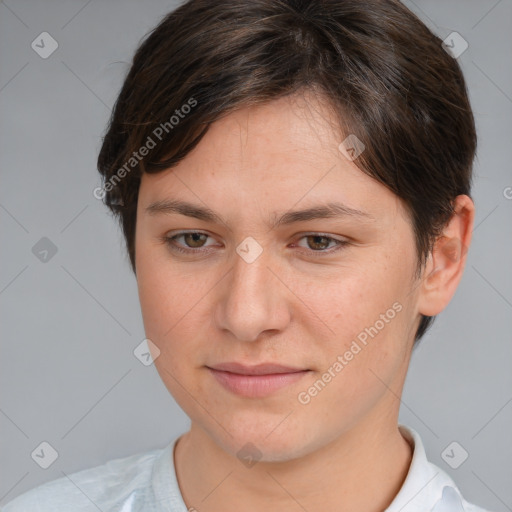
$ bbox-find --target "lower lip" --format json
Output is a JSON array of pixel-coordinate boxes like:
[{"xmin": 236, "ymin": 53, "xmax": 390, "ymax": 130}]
[{"xmin": 207, "ymin": 368, "xmax": 310, "ymax": 398}]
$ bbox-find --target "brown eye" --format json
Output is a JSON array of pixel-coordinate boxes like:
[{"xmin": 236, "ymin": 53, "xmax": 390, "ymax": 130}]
[
  {"xmin": 294, "ymin": 233, "xmax": 349, "ymax": 257},
  {"xmin": 163, "ymin": 231, "xmax": 217, "ymax": 254},
  {"xmin": 305, "ymin": 235, "xmax": 332, "ymax": 251},
  {"xmin": 182, "ymin": 232, "xmax": 208, "ymax": 248}
]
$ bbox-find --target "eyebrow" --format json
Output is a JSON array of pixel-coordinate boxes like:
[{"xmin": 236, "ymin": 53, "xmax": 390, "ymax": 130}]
[{"xmin": 145, "ymin": 199, "xmax": 375, "ymax": 228}]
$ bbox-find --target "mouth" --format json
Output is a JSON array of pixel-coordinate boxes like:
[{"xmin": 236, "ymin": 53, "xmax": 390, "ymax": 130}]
[
  {"xmin": 207, "ymin": 361, "xmax": 308, "ymax": 375},
  {"xmin": 206, "ymin": 362, "xmax": 311, "ymax": 397}
]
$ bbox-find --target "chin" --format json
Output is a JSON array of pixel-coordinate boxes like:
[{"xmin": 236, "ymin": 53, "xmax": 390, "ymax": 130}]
[{"xmin": 207, "ymin": 415, "xmax": 318, "ymax": 464}]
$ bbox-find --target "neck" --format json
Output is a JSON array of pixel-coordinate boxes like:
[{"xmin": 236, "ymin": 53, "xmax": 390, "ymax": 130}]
[{"xmin": 174, "ymin": 408, "xmax": 413, "ymax": 512}]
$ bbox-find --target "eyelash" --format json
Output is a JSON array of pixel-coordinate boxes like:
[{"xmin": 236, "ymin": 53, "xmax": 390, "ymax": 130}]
[{"xmin": 161, "ymin": 231, "xmax": 349, "ymax": 257}]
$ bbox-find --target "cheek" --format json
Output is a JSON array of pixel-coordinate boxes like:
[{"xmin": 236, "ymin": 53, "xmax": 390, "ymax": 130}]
[
  {"xmin": 298, "ymin": 259, "xmax": 408, "ymax": 345},
  {"xmin": 136, "ymin": 250, "xmax": 183, "ymax": 354},
  {"xmin": 294, "ymin": 276, "xmax": 409, "ymax": 431},
  {"xmin": 136, "ymin": 246, "xmax": 214, "ymax": 385},
  {"xmin": 298, "ymin": 254, "xmax": 412, "ymax": 387},
  {"xmin": 137, "ymin": 240, "xmax": 200, "ymax": 332},
  {"xmin": 137, "ymin": 261, "xmax": 205, "ymax": 407}
]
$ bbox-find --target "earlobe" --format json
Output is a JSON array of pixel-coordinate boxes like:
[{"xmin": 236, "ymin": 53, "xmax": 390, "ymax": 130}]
[{"xmin": 417, "ymin": 195, "xmax": 474, "ymax": 317}]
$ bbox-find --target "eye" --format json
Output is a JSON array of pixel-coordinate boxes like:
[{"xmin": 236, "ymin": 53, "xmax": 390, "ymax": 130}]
[
  {"xmin": 294, "ymin": 233, "xmax": 349, "ymax": 256},
  {"xmin": 162, "ymin": 231, "xmax": 217, "ymax": 254}
]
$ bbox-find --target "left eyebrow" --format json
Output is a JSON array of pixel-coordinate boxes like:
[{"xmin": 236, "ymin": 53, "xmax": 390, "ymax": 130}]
[
  {"xmin": 144, "ymin": 199, "xmax": 375, "ymax": 229},
  {"xmin": 271, "ymin": 202, "xmax": 375, "ymax": 228}
]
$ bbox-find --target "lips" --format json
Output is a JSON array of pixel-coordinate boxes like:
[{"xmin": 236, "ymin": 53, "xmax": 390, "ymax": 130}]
[
  {"xmin": 206, "ymin": 362, "xmax": 311, "ymax": 398},
  {"xmin": 207, "ymin": 362, "xmax": 307, "ymax": 375}
]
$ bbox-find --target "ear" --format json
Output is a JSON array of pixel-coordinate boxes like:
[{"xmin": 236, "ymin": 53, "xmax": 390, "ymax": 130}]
[{"xmin": 417, "ymin": 195, "xmax": 475, "ymax": 317}]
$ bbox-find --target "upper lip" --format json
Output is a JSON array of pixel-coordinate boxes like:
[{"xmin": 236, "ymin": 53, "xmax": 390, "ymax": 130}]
[{"xmin": 207, "ymin": 362, "xmax": 308, "ymax": 375}]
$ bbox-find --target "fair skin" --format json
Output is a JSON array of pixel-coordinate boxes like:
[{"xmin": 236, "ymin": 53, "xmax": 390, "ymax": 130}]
[{"xmin": 135, "ymin": 91, "xmax": 474, "ymax": 512}]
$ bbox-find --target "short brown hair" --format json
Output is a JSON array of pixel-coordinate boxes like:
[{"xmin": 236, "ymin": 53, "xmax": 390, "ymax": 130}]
[{"xmin": 97, "ymin": 0, "xmax": 477, "ymax": 345}]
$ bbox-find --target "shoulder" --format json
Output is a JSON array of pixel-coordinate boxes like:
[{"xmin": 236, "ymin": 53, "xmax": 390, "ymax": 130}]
[{"xmin": 1, "ymin": 447, "xmax": 164, "ymax": 512}]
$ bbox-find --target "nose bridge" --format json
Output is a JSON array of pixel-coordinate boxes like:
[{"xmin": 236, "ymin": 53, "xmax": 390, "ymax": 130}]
[
  {"xmin": 215, "ymin": 241, "xmax": 289, "ymax": 342},
  {"xmin": 232, "ymin": 245, "xmax": 272, "ymax": 301}
]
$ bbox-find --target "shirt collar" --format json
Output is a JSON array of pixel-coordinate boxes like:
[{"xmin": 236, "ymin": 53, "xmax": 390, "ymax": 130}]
[
  {"xmin": 385, "ymin": 424, "xmax": 466, "ymax": 511},
  {"xmin": 151, "ymin": 434, "xmax": 189, "ymax": 512}
]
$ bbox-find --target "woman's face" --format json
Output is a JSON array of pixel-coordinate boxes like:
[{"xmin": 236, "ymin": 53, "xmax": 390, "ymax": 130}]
[{"xmin": 135, "ymin": 92, "xmax": 423, "ymax": 461}]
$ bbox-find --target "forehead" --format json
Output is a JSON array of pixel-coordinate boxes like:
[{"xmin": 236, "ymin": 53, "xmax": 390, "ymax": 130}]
[
  {"xmin": 206, "ymin": 92, "xmax": 344, "ymax": 162},
  {"xmin": 138, "ymin": 93, "xmax": 407, "ymax": 227}
]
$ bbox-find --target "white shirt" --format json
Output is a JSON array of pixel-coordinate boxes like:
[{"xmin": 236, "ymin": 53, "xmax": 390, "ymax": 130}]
[{"xmin": 1, "ymin": 424, "xmax": 493, "ymax": 512}]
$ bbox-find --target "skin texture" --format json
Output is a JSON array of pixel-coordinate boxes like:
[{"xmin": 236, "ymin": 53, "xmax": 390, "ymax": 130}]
[{"xmin": 135, "ymin": 91, "xmax": 474, "ymax": 512}]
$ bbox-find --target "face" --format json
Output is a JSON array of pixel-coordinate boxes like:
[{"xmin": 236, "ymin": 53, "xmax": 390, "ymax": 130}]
[{"xmin": 135, "ymin": 91, "xmax": 423, "ymax": 462}]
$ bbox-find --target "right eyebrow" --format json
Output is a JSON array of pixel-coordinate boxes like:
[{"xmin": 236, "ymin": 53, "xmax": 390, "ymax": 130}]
[{"xmin": 145, "ymin": 199, "xmax": 224, "ymax": 224}]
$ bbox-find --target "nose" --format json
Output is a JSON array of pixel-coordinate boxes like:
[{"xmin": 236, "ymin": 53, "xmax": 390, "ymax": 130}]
[{"xmin": 214, "ymin": 245, "xmax": 291, "ymax": 342}]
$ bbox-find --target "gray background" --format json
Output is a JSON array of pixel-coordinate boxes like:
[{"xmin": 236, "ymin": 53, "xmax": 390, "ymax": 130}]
[{"xmin": 1, "ymin": 0, "xmax": 511, "ymax": 510}]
